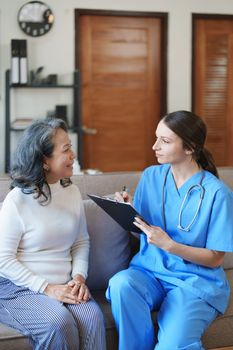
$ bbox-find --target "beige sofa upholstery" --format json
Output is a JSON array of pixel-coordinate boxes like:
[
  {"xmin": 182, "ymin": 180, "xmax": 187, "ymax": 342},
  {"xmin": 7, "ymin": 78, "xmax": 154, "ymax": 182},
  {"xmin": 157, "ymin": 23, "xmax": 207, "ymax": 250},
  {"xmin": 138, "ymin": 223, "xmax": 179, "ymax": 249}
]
[{"xmin": 0, "ymin": 168, "xmax": 233, "ymax": 349}]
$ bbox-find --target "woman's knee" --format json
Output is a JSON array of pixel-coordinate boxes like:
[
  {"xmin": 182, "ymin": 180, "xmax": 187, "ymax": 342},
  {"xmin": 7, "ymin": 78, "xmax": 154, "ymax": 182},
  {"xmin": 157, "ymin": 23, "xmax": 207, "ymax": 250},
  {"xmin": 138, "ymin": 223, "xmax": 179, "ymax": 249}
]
[
  {"xmin": 107, "ymin": 269, "xmax": 136, "ymax": 300},
  {"xmin": 46, "ymin": 305, "xmax": 77, "ymax": 334},
  {"xmin": 156, "ymin": 313, "xmax": 204, "ymax": 350},
  {"xmin": 68, "ymin": 300, "xmax": 105, "ymax": 331},
  {"xmin": 87, "ymin": 301, "xmax": 105, "ymax": 327}
]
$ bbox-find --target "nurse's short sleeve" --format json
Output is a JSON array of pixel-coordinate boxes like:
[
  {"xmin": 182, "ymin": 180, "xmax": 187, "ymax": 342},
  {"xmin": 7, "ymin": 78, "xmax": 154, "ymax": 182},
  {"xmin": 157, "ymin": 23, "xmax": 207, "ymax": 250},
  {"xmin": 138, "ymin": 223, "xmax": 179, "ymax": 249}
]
[{"xmin": 206, "ymin": 188, "xmax": 233, "ymax": 252}]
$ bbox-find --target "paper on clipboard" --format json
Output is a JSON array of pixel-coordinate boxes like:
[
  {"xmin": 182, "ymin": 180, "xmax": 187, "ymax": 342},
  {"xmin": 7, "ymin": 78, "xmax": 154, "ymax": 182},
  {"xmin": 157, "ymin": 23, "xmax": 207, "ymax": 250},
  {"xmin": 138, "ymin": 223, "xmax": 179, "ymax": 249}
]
[{"xmin": 88, "ymin": 194, "xmax": 149, "ymax": 233}]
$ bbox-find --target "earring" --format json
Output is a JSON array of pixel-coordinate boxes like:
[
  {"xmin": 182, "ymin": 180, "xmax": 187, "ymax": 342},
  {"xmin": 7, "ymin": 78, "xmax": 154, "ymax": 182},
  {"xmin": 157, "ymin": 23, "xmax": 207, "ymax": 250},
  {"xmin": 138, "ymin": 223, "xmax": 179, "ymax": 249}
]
[{"xmin": 43, "ymin": 164, "xmax": 49, "ymax": 171}]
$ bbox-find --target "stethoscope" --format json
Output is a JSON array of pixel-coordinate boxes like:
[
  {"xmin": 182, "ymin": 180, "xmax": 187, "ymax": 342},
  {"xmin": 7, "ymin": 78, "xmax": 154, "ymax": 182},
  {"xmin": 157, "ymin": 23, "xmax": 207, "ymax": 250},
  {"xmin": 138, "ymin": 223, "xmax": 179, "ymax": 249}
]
[{"xmin": 162, "ymin": 167, "xmax": 205, "ymax": 232}]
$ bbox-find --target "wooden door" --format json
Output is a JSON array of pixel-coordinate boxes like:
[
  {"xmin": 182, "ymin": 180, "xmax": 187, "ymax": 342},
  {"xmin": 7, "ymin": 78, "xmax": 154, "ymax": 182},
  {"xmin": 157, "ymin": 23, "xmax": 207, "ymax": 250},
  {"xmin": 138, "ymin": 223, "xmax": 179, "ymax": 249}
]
[
  {"xmin": 75, "ymin": 13, "xmax": 166, "ymax": 171},
  {"xmin": 193, "ymin": 16, "xmax": 233, "ymax": 166}
]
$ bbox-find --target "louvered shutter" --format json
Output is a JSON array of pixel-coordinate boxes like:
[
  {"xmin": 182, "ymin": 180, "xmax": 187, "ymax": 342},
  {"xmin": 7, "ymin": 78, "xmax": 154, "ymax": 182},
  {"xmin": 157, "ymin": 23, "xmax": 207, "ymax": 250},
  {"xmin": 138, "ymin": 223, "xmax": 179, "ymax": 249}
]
[{"xmin": 193, "ymin": 18, "xmax": 233, "ymax": 166}]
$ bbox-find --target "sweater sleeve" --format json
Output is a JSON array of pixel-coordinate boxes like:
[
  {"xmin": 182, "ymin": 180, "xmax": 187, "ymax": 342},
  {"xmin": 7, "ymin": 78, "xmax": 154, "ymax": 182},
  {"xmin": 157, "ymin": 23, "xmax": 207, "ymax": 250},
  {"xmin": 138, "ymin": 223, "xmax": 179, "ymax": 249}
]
[
  {"xmin": 0, "ymin": 195, "xmax": 48, "ymax": 292},
  {"xmin": 71, "ymin": 189, "xmax": 90, "ymax": 279}
]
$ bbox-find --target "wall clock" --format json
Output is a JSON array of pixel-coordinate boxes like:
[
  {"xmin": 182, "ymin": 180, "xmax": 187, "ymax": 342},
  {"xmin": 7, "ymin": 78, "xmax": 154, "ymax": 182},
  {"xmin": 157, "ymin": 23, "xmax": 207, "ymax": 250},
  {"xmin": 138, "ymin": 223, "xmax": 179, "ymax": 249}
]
[{"xmin": 18, "ymin": 1, "xmax": 54, "ymax": 37}]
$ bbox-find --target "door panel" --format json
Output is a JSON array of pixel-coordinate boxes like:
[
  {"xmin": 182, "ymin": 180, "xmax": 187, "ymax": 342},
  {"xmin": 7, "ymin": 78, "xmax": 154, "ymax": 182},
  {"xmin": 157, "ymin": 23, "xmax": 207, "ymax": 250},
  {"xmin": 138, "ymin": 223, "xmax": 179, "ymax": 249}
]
[
  {"xmin": 76, "ymin": 13, "xmax": 166, "ymax": 171},
  {"xmin": 193, "ymin": 17, "xmax": 233, "ymax": 166}
]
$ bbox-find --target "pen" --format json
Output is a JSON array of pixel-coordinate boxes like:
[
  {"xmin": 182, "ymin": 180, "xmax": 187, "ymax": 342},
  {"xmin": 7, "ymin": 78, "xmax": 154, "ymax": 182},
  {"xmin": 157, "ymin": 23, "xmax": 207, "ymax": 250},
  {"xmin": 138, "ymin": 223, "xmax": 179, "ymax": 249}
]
[{"xmin": 121, "ymin": 186, "xmax": 128, "ymax": 202}]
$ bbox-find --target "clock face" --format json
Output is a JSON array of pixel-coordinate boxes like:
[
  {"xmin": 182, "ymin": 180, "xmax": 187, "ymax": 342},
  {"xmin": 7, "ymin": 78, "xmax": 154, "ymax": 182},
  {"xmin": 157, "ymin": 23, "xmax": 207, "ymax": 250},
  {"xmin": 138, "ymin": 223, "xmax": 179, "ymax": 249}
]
[{"xmin": 18, "ymin": 1, "xmax": 54, "ymax": 37}]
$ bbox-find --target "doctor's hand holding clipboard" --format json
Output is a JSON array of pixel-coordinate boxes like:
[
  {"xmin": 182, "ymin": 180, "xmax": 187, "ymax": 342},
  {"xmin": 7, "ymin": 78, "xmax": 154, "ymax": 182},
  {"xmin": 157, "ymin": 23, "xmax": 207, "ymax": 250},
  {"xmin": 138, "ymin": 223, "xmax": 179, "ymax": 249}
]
[{"xmin": 133, "ymin": 216, "xmax": 173, "ymax": 250}]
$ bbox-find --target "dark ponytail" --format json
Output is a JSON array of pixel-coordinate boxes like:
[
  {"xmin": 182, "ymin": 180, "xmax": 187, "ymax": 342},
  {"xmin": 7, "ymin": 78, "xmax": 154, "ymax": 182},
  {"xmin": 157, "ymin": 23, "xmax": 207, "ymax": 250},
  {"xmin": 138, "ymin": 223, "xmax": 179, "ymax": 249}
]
[
  {"xmin": 163, "ymin": 110, "xmax": 219, "ymax": 178},
  {"xmin": 197, "ymin": 148, "xmax": 218, "ymax": 178}
]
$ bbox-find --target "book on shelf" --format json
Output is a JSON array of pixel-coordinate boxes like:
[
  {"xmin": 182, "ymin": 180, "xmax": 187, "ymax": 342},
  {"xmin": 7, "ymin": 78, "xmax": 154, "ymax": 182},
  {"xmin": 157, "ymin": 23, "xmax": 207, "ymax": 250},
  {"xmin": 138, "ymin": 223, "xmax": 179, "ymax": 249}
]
[
  {"xmin": 19, "ymin": 40, "xmax": 28, "ymax": 84},
  {"xmin": 11, "ymin": 118, "xmax": 34, "ymax": 130},
  {"xmin": 11, "ymin": 39, "xmax": 20, "ymax": 84},
  {"xmin": 10, "ymin": 39, "xmax": 28, "ymax": 85}
]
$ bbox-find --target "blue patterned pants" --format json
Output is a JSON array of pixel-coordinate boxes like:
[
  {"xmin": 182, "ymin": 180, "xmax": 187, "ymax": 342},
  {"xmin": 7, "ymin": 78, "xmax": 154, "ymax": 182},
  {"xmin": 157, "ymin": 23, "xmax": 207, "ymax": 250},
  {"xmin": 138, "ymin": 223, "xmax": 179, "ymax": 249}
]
[{"xmin": 0, "ymin": 277, "xmax": 106, "ymax": 350}]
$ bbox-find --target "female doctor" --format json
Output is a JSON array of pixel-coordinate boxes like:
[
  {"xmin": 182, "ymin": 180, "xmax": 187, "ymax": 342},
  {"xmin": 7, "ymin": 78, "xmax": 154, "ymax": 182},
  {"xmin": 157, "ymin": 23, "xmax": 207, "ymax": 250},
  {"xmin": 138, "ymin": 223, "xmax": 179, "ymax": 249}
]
[{"xmin": 106, "ymin": 110, "xmax": 233, "ymax": 350}]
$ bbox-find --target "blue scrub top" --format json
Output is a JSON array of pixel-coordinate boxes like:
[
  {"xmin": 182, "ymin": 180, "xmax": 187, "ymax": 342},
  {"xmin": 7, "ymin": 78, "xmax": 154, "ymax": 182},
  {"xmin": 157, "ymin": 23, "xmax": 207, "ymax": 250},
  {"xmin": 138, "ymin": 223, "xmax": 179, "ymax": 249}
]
[{"xmin": 131, "ymin": 164, "xmax": 233, "ymax": 313}]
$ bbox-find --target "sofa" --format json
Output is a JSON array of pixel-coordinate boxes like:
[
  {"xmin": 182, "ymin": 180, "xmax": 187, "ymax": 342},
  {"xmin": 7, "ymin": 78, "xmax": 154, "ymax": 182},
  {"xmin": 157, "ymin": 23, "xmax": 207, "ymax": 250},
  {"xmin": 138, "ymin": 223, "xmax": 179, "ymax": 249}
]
[{"xmin": 0, "ymin": 168, "xmax": 233, "ymax": 350}]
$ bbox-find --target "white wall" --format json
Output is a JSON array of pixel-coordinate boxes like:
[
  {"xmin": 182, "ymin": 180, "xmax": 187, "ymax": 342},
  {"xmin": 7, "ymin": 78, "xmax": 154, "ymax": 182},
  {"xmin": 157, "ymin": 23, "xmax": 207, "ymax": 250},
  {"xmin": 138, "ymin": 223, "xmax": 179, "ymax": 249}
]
[{"xmin": 1, "ymin": 0, "xmax": 233, "ymax": 174}]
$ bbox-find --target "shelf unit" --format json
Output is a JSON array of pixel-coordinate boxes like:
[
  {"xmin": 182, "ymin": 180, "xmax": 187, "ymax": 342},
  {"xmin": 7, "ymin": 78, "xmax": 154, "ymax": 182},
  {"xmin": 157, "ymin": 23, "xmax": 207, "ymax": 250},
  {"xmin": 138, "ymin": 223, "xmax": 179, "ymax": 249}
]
[{"xmin": 5, "ymin": 69, "xmax": 81, "ymax": 172}]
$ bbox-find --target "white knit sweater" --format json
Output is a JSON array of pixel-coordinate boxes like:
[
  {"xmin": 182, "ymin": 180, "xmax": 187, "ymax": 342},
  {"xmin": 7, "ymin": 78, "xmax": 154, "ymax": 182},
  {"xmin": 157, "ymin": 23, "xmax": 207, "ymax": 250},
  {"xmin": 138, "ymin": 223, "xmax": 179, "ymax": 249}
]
[{"xmin": 0, "ymin": 182, "xmax": 90, "ymax": 293}]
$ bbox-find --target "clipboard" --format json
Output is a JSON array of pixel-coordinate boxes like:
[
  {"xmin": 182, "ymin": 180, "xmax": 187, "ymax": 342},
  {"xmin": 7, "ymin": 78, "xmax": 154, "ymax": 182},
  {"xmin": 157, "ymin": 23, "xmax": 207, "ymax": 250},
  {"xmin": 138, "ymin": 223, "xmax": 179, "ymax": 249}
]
[{"xmin": 88, "ymin": 194, "xmax": 149, "ymax": 233}]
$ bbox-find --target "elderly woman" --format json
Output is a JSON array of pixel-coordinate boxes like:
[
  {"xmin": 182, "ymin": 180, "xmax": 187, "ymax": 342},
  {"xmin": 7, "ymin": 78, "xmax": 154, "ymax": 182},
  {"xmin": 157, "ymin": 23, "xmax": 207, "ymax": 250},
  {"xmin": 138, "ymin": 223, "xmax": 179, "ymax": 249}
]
[{"xmin": 0, "ymin": 118, "xmax": 106, "ymax": 350}]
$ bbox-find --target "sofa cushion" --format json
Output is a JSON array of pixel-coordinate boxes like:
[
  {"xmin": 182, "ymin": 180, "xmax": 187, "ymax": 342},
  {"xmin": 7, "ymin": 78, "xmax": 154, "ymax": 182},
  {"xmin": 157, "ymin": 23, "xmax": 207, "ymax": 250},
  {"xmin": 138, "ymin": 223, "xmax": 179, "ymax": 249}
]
[
  {"xmin": 223, "ymin": 252, "xmax": 233, "ymax": 269},
  {"xmin": 84, "ymin": 199, "xmax": 130, "ymax": 290},
  {"xmin": 0, "ymin": 323, "xmax": 31, "ymax": 350}
]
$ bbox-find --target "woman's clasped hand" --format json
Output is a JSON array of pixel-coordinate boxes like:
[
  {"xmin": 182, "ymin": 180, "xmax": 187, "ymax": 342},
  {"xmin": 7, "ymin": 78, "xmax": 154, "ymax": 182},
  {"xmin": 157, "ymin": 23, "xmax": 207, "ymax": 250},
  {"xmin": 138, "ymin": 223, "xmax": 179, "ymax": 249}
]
[{"xmin": 44, "ymin": 275, "xmax": 91, "ymax": 304}]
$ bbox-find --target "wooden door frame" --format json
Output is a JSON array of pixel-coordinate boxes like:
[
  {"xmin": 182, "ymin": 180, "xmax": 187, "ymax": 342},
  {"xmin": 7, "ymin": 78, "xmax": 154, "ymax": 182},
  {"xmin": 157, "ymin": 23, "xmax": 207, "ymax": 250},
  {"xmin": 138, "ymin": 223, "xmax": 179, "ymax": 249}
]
[
  {"xmin": 192, "ymin": 13, "xmax": 233, "ymax": 112},
  {"xmin": 75, "ymin": 9, "xmax": 168, "ymax": 168}
]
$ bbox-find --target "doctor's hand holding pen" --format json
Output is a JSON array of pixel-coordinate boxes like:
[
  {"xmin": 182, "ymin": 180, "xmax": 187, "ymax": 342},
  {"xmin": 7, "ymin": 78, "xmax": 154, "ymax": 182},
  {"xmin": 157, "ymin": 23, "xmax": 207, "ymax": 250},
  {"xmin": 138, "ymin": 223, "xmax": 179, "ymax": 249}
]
[{"xmin": 115, "ymin": 186, "xmax": 132, "ymax": 203}]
